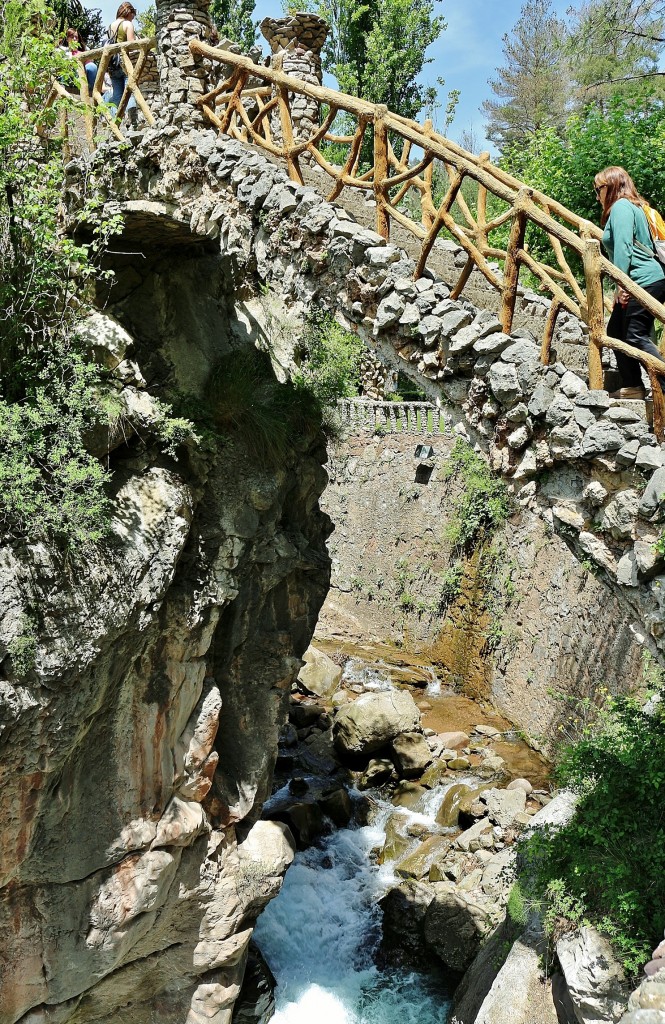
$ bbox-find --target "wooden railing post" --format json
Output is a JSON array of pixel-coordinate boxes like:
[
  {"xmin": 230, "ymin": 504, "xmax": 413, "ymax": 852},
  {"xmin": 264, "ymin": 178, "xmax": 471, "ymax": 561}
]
[
  {"xmin": 500, "ymin": 190, "xmax": 528, "ymax": 333},
  {"xmin": 583, "ymin": 238, "xmax": 605, "ymax": 390},
  {"xmin": 277, "ymin": 85, "xmax": 304, "ymax": 185},
  {"xmin": 374, "ymin": 105, "xmax": 390, "ymax": 240}
]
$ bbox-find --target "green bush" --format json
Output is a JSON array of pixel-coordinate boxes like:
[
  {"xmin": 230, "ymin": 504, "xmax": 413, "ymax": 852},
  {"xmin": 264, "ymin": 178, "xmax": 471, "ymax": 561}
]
[
  {"xmin": 206, "ymin": 346, "xmax": 322, "ymax": 466},
  {"xmin": 442, "ymin": 438, "xmax": 512, "ymax": 550},
  {"xmin": 518, "ymin": 686, "xmax": 665, "ymax": 975},
  {"xmin": 0, "ymin": 344, "xmax": 111, "ymax": 543},
  {"xmin": 295, "ymin": 310, "xmax": 364, "ymax": 406}
]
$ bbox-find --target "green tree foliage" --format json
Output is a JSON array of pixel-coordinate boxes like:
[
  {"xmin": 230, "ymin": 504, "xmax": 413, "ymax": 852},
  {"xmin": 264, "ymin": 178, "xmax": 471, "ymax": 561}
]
[
  {"xmin": 566, "ymin": 0, "xmax": 665, "ymax": 106},
  {"xmin": 295, "ymin": 310, "xmax": 364, "ymax": 406},
  {"xmin": 209, "ymin": 0, "xmax": 257, "ymax": 51},
  {"xmin": 52, "ymin": 0, "xmax": 104, "ymax": 48},
  {"xmin": 294, "ymin": 0, "xmax": 445, "ymax": 120},
  {"xmin": 482, "ymin": 0, "xmax": 570, "ymax": 148},
  {"xmin": 135, "ymin": 3, "xmax": 156, "ymax": 38},
  {"xmin": 0, "ymin": 0, "xmax": 117, "ymax": 544},
  {"xmin": 502, "ymin": 96, "xmax": 665, "ymax": 229},
  {"xmin": 518, "ymin": 684, "xmax": 665, "ymax": 974}
]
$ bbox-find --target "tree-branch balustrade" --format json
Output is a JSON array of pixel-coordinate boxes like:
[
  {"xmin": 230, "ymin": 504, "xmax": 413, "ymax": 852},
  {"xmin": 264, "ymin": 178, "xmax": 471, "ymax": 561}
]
[
  {"xmin": 189, "ymin": 41, "xmax": 665, "ymax": 439},
  {"xmin": 40, "ymin": 37, "xmax": 157, "ymax": 155}
]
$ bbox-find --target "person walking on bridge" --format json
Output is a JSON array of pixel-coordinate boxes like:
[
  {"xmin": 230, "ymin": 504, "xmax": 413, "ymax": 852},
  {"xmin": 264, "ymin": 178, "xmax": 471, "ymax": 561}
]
[
  {"xmin": 104, "ymin": 2, "xmax": 137, "ymax": 121},
  {"xmin": 595, "ymin": 165, "xmax": 665, "ymax": 400}
]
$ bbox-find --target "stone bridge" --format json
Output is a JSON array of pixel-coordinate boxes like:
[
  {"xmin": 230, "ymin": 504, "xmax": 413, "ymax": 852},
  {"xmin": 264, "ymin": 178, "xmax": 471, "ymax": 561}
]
[{"xmin": 64, "ymin": 0, "xmax": 665, "ymax": 669}]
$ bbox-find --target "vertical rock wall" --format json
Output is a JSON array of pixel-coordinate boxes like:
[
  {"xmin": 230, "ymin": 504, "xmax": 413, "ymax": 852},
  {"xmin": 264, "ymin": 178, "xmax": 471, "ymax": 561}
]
[{"xmin": 0, "ymin": 225, "xmax": 331, "ymax": 1024}]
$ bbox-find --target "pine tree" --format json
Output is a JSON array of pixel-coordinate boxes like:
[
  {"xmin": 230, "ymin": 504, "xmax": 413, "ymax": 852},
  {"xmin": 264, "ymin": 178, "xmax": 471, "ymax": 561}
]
[
  {"xmin": 566, "ymin": 0, "xmax": 665, "ymax": 105},
  {"xmin": 482, "ymin": 0, "xmax": 570, "ymax": 149}
]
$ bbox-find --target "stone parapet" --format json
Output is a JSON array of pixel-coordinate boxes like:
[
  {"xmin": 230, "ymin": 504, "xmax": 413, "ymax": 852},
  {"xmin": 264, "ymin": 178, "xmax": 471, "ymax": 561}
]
[
  {"xmin": 260, "ymin": 13, "xmax": 328, "ymax": 148},
  {"xmin": 156, "ymin": 0, "xmax": 212, "ymax": 125}
]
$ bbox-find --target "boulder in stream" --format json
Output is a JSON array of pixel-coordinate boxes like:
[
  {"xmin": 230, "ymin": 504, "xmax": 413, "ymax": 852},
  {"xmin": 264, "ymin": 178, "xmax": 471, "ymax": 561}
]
[
  {"xmin": 436, "ymin": 783, "xmax": 474, "ymax": 827},
  {"xmin": 297, "ymin": 646, "xmax": 343, "ymax": 698},
  {"xmin": 424, "ymin": 884, "xmax": 494, "ymax": 971},
  {"xmin": 380, "ymin": 878, "xmax": 434, "ymax": 960},
  {"xmin": 333, "ymin": 688, "xmax": 421, "ymax": 758},
  {"xmin": 395, "ymin": 835, "xmax": 453, "ymax": 880},
  {"xmin": 391, "ymin": 731, "xmax": 433, "ymax": 778},
  {"xmin": 485, "ymin": 787, "xmax": 527, "ymax": 827}
]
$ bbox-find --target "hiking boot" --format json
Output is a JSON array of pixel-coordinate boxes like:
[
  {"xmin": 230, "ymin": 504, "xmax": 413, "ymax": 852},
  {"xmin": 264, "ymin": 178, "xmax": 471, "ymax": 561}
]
[{"xmin": 609, "ymin": 386, "xmax": 646, "ymax": 399}]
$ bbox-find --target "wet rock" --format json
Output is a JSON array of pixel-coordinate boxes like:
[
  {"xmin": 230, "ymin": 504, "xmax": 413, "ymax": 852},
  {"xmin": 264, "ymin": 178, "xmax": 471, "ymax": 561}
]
[
  {"xmin": 381, "ymin": 811, "xmax": 413, "ymax": 862},
  {"xmin": 396, "ymin": 835, "xmax": 452, "ymax": 880},
  {"xmin": 359, "ymin": 757, "xmax": 395, "ymax": 789},
  {"xmin": 439, "ymin": 731, "xmax": 470, "ymax": 749},
  {"xmin": 392, "ymin": 781, "xmax": 427, "ymax": 809},
  {"xmin": 390, "ymin": 731, "xmax": 433, "ymax": 779},
  {"xmin": 456, "ymin": 818, "xmax": 494, "ymax": 853},
  {"xmin": 424, "ymin": 885, "xmax": 494, "ymax": 971},
  {"xmin": 557, "ymin": 926, "xmax": 629, "ymax": 1024},
  {"xmin": 232, "ymin": 943, "xmax": 276, "ymax": 1024},
  {"xmin": 476, "ymin": 754, "xmax": 507, "ymax": 780},
  {"xmin": 436, "ymin": 784, "xmax": 474, "ymax": 827},
  {"xmin": 449, "ymin": 756, "xmax": 471, "ymax": 771},
  {"xmin": 290, "ymin": 702, "xmax": 326, "ymax": 729},
  {"xmin": 297, "ymin": 646, "xmax": 343, "ymax": 698},
  {"xmin": 318, "ymin": 787, "xmax": 353, "ymax": 827},
  {"xmin": 474, "ymin": 725, "xmax": 502, "ymax": 738},
  {"xmin": 268, "ymin": 801, "xmax": 324, "ymax": 849},
  {"xmin": 333, "ymin": 689, "xmax": 420, "ymax": 758},
  {"xmin": 421, "ymin": 760, "xmax": 451, "ymax": 788},
  {"xmin": 379, "ymin": 878, "xmax": 434, "ymax": 959},
  {"xmin": 458, "ymin": 785, "xmax": 495, "ymax": 827}
]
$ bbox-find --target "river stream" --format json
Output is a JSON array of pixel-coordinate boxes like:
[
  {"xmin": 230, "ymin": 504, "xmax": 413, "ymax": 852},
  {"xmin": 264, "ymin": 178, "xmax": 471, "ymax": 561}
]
[
  {"xmin": 253, "ymin": 643, "xmax": 549, "ymax": 1024},
  {"xmin": 253, "ymin": 793, "xmax": 453, "ymax": 1024}
]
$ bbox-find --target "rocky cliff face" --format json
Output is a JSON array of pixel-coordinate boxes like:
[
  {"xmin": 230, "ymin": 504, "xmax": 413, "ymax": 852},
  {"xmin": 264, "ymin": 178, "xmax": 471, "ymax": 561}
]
[{"xmin": 0, "ymin": 227, "xmax": 331, "ymax": 1023}]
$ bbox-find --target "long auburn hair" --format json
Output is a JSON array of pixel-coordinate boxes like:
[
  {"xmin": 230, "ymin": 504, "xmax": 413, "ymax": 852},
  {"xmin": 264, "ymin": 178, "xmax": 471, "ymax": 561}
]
[
  {"xmin": 595, "ymin": 166, "xmax": 646, "ymax": 226},
  {"xmin": 116, "ymin": 2, "xmax": 136, "ymax": 19}
]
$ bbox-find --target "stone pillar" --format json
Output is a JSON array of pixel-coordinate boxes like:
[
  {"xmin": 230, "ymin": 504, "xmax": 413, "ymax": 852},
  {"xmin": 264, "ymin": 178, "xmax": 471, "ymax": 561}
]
[
  {"xmin": 259, "ymin": 13, "xmax": 328, "ymax": 144},
  {"xmin": 156, "ymin": 0, "xmax": 213, "ymax": 126}
]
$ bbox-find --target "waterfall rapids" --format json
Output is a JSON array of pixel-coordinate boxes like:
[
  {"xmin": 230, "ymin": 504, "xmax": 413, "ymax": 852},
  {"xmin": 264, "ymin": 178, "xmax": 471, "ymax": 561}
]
[{"xmin": 253, "ymin": 795, "xmax": 453, "ymax": 1024}]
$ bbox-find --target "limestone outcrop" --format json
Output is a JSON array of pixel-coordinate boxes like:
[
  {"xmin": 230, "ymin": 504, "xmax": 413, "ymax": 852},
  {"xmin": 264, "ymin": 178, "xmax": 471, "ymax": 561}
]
[{"xmin": 0, "ymin": 207, "xmax": 331, "ymax": 1022}]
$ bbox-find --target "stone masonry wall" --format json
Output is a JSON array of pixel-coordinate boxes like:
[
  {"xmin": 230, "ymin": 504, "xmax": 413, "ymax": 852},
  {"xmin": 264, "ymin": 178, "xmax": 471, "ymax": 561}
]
[{"xmin": 318, "ymin": 425, "xmax": 643, "ymax": 750}]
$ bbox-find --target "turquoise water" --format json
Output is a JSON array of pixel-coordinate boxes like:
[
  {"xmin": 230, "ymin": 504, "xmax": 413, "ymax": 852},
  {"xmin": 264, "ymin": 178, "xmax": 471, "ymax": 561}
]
[{"xmin": 253, "ymin": 800, "xmax": 452, "ymax": 1024}]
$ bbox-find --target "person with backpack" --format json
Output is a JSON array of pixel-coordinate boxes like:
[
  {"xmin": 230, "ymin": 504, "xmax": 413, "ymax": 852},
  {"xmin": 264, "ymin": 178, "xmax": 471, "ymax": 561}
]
[
  {"xmin": 594, "ymin": 165, "xmax": 665, "ymax": 399},
  {"xmin": 103, "ymin": 3, "xmax": 137, "ymax": 119}
]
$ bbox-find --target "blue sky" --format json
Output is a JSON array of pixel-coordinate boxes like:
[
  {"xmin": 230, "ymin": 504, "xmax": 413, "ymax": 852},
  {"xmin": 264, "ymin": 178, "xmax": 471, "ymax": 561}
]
[{"xmin": 97, "ymin": 0, "xmax": 572, "ymax": 148}]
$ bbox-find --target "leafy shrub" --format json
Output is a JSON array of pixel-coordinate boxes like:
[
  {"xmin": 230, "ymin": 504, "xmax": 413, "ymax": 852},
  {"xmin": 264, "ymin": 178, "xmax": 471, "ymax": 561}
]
[
  {"xmin": 442, "ymin": 438, "xmax": 512, "ymax": 550},
  {"xmin": 0, "ymin": 344, "xmax": 111, "ymax": 543},
  {"xmin": 295, "ymin": 310, "xmax": 364, "ymax": 406},
  {"xmin": 518, "ymin": 686, "xmax": 665, "ymax": 975},
  {"xmin": 206, "ymin": 346, "xmax": 322, "ymax": 466}
]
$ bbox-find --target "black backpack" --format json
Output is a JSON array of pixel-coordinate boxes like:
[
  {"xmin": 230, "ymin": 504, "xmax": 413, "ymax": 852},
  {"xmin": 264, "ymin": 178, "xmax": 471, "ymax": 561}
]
[{"xmin": 103, "ymin": 23, "xmax": 122, "ymax": 73}]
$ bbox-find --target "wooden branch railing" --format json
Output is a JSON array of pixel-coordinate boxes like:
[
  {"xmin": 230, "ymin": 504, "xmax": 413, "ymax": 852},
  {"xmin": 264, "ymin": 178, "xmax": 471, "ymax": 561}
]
[
  {"xmin": 39, "ymin": 37, "xmax": 156, "ymax": 155},
  {"xmin": 189, "ymin": 40, "xmax": 665, "ymax": 438}
]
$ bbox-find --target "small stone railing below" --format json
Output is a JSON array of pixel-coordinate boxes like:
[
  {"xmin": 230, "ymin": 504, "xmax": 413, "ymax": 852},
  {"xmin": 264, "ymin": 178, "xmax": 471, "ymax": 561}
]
[{"xmin": 337, "ymin": 399, "xmax": 446, "ymax": 435}]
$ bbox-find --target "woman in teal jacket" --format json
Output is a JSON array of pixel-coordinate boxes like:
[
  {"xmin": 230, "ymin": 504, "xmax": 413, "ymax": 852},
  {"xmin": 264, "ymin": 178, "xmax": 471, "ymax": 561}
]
[{"xmin": 594, "ymin": 165, "xmax": 665, "ymax": 399}]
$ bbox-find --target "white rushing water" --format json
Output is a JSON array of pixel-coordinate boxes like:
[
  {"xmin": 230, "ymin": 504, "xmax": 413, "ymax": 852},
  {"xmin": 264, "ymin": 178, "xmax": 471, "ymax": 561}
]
[{"xmin": 253, "ymin": 799, "xmax": 452, "ymax": 1024}]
